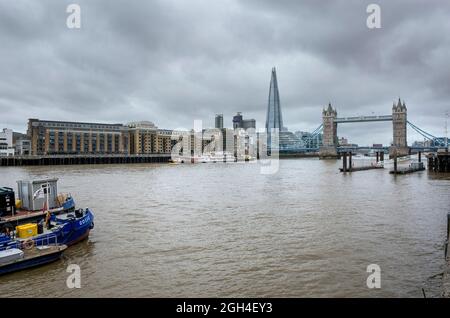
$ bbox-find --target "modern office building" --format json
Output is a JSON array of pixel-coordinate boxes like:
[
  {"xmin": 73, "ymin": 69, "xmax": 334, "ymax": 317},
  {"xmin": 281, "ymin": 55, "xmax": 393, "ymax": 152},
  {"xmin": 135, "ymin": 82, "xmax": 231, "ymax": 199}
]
[
  {"xmin": 266, "ymin": 67, "xmax": 285, "ymax": 132},
  {"xmin": 232, "ymin": 112, "xmax": 256, "ymax": 130},
  {"xmin": 278, "ymin": 131, "xmax": 304, "ymax": 151},
  {"xmin": 27, "ymin": 119, "xmax": 130, "ymax": 155},
  {"xmin": 202, "ymin": 127, "xmax": 235, "ymax": 154},
  {"xmin": 15, "ymin": 138, "xmax": 31, "ymax": 156},
  {"xmin": 295, "ymin": 131, "xmax": 323, "ymax": 149},
  {"xmin": 0, "ymin": 128, "xmax": 14, "ymax": 157},
  {"xmin": 128, "ymin": 121, "xmax": 173, "ymax": 154},
  {"xmin": 411, "ymin": 140, "xmax": 443, "ymax": 148},
  {"xmin": 215, "ymin": 114, "xmax": 224, "ymax": 129}
]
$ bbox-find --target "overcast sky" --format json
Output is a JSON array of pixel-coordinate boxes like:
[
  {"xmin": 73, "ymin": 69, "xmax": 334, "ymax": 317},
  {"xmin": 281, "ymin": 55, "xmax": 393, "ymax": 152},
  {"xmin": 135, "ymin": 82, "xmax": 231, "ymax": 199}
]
[{"xmin": 0, "ymin": 0, "xmax": 449, "ymax": 145}]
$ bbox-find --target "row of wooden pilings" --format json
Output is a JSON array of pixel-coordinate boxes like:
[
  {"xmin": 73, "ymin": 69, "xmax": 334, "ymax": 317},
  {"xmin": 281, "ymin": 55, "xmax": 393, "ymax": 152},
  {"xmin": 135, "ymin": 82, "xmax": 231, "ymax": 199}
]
[
  {"xmin": 342, "ymin": 152, "xmax": 353, "ymax": 172},
  {"xmin": 391, "ymin": 151, "xmax": 422, "ymax": 174},
  {"xmin": 428, "ymin": 152, "xmax": 450, "ymax": 173},
  {"xmin": 341, "ymin": 151, "xmax": 385, "ymax": 172},
  {"xmin": 375, "ymin": 151, "xmax": 385, "ymax": 163},
  {"xmin": 0, "ymin": 155, "xmax": 172, "ymax": 167}
]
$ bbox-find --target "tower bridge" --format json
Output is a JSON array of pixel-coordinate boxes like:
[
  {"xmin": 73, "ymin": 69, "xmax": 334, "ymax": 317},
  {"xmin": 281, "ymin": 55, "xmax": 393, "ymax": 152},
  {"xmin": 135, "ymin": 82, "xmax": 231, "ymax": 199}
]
[{"xmin": 319, "ymin": 99, "xmax": 409, "ymax": 158}]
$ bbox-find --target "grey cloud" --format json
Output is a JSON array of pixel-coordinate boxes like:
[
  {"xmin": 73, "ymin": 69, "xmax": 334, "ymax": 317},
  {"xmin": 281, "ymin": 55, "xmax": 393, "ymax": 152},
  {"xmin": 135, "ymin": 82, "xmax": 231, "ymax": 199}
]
[{"xmin": 0, "ymin": 0, "xmax": 449, "ymax": 145}]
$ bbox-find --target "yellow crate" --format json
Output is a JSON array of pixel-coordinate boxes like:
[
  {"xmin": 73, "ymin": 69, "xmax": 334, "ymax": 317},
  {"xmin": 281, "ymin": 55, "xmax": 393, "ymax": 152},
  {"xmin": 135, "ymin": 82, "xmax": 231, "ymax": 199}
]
[{"xmin": 16, "ymin": 223, "xmax": 37, "ymax": 239}]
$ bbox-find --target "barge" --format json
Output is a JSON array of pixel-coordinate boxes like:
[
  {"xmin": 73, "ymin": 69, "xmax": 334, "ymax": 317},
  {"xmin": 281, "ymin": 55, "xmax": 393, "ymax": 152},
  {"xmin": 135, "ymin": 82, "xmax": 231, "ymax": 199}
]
[{"xmin": 0, "ymin": 244, "xmax": 67, "ymax": 276}]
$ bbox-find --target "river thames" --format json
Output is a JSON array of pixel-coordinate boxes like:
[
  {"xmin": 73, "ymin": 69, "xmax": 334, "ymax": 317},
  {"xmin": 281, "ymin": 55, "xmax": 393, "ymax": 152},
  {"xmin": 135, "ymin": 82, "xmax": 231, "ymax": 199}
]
[{"xmin": 1, "ymin": 159, "xmax": 449, "ymax": 297}]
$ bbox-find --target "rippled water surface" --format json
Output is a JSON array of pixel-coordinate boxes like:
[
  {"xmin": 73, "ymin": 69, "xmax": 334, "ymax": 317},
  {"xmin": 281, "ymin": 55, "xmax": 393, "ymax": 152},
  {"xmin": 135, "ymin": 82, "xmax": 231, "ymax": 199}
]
[{"xmin": 1, "ymin": 159, "xmax": 449, "ymax": 297}]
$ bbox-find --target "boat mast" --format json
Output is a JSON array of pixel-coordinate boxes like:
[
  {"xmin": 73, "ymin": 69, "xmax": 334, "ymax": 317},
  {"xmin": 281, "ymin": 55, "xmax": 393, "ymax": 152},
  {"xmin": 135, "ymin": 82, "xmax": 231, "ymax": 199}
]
[{"xmin": 46, "ymin": 181, "xmax": 49, "ymax": 213}]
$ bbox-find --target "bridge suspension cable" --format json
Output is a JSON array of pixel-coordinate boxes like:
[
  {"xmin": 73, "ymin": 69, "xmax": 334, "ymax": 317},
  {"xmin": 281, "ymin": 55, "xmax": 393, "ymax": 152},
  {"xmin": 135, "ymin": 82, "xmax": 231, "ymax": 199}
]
[
  {"xmin": 298, "ymin": 124, "xmax": 323, "ymax": 150},
  {"xmin": 310, "ymin": 124, "xmax": 323, "ymax": 137},
  {"xmin": 407, "ymin": 121, "xmax": 447, "ymax": 147}
]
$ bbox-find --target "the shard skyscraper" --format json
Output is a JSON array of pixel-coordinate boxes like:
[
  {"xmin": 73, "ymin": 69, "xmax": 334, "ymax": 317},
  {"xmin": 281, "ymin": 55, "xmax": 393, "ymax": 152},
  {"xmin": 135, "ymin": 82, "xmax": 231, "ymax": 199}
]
[
  {"xmin": 264, "ymin": 67, "xmax": 302, "ymax": 152},
  {"xmin": 265, "ymin": 67, "xmax": 284, "ymax": 132}
]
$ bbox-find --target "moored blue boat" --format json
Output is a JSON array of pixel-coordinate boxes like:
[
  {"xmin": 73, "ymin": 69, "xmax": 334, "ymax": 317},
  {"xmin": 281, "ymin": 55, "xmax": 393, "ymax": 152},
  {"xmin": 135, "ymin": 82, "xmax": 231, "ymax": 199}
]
[{"xmin": 0, "ymin": 208, "xmax": 94, "ymax": 251}]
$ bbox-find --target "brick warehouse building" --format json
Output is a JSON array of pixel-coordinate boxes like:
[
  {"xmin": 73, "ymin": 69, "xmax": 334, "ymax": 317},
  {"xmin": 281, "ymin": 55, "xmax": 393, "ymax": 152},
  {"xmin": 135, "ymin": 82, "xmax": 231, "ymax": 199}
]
[{"xmin": 27, "ymin": 119, "xmax": 174, "ymax": 156}]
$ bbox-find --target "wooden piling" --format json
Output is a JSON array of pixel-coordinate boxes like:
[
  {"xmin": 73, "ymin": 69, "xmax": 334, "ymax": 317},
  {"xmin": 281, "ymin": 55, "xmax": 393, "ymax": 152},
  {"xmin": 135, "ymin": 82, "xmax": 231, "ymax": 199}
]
[
  {"xmin": 394, "ymin": 151, "xmax": 398, "ymax": 173},
  {"xmin": 343, "ymin": 152, "xmax": 347, "ymax": 172},
  {"xmin": 348, "ymin": 152, "xmax": 352, "ymax": 172},
  {"xmin": 446, "ymin": 212, "xmax": 450, "ymax": 260}
]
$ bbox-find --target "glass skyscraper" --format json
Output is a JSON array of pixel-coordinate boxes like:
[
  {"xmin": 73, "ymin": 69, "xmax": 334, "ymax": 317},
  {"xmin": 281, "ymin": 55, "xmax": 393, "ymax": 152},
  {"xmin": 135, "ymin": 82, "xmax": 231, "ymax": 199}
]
[
  {"xmin": 265, "ymin": 67, "xmax": 304, "ymax": 152},
  {"xmin": 265, "ymin": 67, "xmax": 284, "ymax": 132}
]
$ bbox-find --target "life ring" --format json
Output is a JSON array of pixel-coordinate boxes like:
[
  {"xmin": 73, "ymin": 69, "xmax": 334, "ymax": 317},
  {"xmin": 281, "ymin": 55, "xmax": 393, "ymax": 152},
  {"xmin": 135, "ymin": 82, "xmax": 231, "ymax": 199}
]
[{"xmin": 22, "ymin": 239, "xmax": 35, "ymax": 250}]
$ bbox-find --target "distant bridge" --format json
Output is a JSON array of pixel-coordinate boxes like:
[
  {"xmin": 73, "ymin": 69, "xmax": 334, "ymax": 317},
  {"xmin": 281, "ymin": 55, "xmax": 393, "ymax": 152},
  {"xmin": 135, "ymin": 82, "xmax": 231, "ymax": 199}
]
[
  {"xmin": 280, "ymin": 100, "xmax": 448, "ymax": 156},
  {"xmin": 334, "ymin": 115, "xmax": 393, "ymax": 124}
]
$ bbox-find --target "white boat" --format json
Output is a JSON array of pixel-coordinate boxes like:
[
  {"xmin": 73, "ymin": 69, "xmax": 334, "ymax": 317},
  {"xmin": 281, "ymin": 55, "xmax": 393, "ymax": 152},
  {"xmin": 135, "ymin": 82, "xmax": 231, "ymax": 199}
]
[
  {"xmin": 171, "ymin": 152, "xmax": 237, "ymax": 163},
  {"xmin": 208, "ymin": 152, "xmax": 236, "ymax": 163}
]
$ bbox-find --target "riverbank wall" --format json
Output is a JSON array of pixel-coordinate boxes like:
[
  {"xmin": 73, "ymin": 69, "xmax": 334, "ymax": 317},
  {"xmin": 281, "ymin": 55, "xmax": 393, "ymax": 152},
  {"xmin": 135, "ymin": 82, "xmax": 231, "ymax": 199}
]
[{"xmin": 0, "ymin": 154, "xmax": 171, "ymax": 166}]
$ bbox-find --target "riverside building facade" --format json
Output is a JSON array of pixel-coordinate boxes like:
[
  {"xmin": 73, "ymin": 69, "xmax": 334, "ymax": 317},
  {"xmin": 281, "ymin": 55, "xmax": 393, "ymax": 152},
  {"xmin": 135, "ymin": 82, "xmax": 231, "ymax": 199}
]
[
  {"xmin": 28, "ymin": 119, "xmax": 129, "ymax": 155},
  {"xmin": 0, "ymin": 128, "xmax": 14, "ymax": 157},
  {"xmin": 127, "ymin": 121, "xmax": 173, "ymax": 155},
  {"xmin": 27, "ymin": 119, "xmax": 174, "ymax": 156}
]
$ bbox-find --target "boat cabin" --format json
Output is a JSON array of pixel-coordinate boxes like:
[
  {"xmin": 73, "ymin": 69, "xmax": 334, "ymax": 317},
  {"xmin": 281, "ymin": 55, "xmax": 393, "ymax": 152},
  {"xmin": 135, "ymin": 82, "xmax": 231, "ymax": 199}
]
[{"xmin": 17, "ymin": 178, "xmax": 59, "ymax": 211}]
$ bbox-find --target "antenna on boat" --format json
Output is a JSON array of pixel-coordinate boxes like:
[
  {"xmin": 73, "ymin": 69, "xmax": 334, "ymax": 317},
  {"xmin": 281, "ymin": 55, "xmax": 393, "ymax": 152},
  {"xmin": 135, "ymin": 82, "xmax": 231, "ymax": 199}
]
[{"xmin": 445, "ymin": 111, "xmax": 449, "ymax": 149}]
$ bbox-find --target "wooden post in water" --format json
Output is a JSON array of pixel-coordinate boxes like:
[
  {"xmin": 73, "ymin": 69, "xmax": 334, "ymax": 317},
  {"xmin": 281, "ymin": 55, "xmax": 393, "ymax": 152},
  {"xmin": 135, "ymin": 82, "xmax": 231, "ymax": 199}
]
[
  {"xmin": 376, "ymin": 152, "xmax": 379, "ymax": 162},
  {"xmin": 393, "ymin": 151, "xmax": 398, "ymax": 173},
  {"xmin": 380, "ymin": 151, "xmax": 384, "ymax": 162},
  {"xmin": 348, "ymin": 152, "xmax": 352, "ymax": 172},
  {"xmin": 447, "ymin": 212, "xmax": 450, "ymax": 241},
  {"xmin": 418, "ymin": 151, "xmax": 422, "ymax": 163},
  {"xmin": 446, "ymin": 212, "xmax": 450, "ymax": 260},
  {"xmin": 343, "ymin": 152, "xmax": 347, "ymax": 172}
]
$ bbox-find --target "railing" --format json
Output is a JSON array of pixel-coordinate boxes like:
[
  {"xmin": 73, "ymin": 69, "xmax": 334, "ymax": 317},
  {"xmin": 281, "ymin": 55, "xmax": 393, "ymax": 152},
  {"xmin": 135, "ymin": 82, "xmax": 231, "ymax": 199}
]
[
  {"xmin": 0, "ymin": 233, "xmax": 59, "ymax": 251},
  {"xmin": 33, "ymin": 233, "xmax": 59, "ymax": 247}
]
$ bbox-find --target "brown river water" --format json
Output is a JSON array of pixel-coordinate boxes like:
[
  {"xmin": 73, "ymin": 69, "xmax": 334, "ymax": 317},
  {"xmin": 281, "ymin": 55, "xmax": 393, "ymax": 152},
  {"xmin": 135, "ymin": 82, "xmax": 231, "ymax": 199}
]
[{"xmin": 0, "ymin": 159, "xmax": 449, "ymax": 297}]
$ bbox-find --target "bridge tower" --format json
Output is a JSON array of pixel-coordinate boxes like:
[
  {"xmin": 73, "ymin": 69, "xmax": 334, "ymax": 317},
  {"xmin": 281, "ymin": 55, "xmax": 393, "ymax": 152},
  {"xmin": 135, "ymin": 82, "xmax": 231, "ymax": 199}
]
[
  {"xmin": 319, "ymin": 103, "xmax": 338, "ymax": 158},
  {"xmin": 390, "ymin": 98, "xmax": 409, "ymax": 158}
]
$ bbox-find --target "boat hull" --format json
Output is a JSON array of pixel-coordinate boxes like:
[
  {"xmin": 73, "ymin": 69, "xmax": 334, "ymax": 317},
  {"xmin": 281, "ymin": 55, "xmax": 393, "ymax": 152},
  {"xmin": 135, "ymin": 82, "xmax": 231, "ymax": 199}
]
[
  {"xmin": 55, "ymin": 210, "xmax": 94, "ymax": 246},
  {"xmin": 0, "ymin": 247, "xmax": 66, "ymax": 276},
  {"xmin": 1, "ymin": 209, "xmax": 94, "ymax": 250}
]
